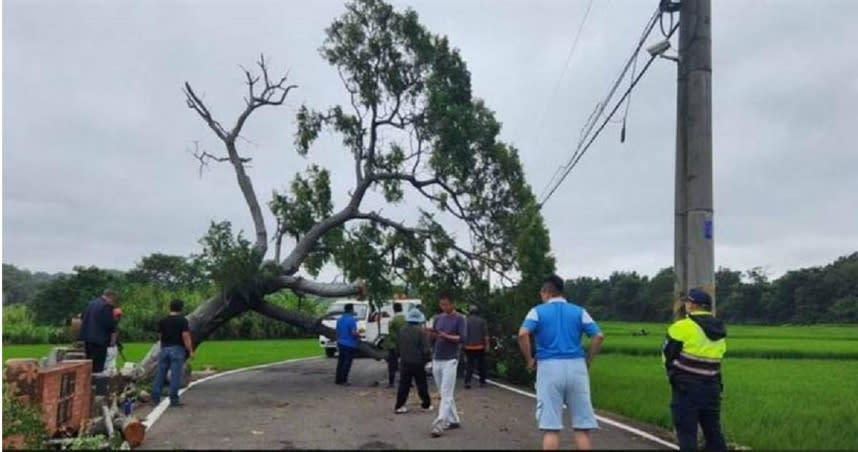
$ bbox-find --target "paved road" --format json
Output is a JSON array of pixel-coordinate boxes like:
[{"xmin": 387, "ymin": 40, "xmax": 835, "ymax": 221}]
[{"xmin": 142, "ymin": 357, "xmax": 670, "ymax": 450}]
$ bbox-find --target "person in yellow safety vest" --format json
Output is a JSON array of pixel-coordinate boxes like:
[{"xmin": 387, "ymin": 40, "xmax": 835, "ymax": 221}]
[{"xmin": 662, "ymin": 288, "xmax": 727, "ymax": 452}]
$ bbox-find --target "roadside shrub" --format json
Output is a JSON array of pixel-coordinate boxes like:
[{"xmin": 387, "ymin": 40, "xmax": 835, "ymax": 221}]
[
  {"xmin": 1, "ymin": 305, "xmax": 59, "ymax": 344},
  {"xmin": 2, "ymin": 385, "xmax": 46, "ymax": 449}
]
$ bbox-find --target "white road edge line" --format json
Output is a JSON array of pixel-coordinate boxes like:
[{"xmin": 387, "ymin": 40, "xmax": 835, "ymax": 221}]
[
  {"xmin": 485, "ymin": 378, "xmax": 679, "ymax": 450},
  {"xmin": 142, "ymin": 356, "xmax": 322, "ymax": 430}
]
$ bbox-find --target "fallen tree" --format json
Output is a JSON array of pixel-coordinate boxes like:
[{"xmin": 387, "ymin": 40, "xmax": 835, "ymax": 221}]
[{"xmin": 136, "ymin": 0, "xmax": 553, "ymax": 379}]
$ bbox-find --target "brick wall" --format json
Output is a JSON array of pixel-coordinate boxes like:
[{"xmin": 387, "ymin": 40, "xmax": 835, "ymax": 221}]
[{"xmin": 36, "ymin": 360, "xmax": 92, "ymax": 436}]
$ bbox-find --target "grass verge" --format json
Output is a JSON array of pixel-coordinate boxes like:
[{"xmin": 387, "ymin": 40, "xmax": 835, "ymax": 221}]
[{"xmin": 2, "ymin": 339, "xmax": 322, "ymax": 371}]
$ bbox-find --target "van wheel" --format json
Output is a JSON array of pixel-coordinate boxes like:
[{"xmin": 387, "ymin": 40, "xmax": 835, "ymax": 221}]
[{"xmin": 325, "ymin": 348, "xmax": 336, "ymax": 358}]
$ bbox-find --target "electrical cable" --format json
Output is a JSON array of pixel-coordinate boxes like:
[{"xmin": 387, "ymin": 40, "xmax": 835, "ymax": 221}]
[
  {"xmin": 537, "ymin": 6, "xmax": 661, "ymax": 205},
  {"xmin": 533, "ymin": 0, "xmax": 596, "ymax": 200},
  {"xmin": 538, "ymin": 19, "xmax": 680, "ymax": 207}
]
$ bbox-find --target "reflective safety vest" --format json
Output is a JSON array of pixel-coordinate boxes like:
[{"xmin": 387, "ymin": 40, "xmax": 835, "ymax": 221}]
[{"xmin": 662, "ymin": 311, "xmax": 727, "ymax": 378}]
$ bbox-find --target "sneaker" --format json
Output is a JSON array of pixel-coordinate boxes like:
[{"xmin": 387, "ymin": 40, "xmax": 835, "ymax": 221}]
[
  {"xmin": 421, "ymin": 405, "xmax": 434, "ymax": 412},
  {"xmin": 430, "ymin": 425, "xmax": 444, "ymax": 438},
  {"xmin": 170, "ymin": 401, "xmax": 184, "ymax": 408},
  {"xmin": 395, "ymin": 407, "xmax": 408, "ymax": 414},
  {"xmin": 446, "ymin": 422, "xmax": 461, "ymax": 430}
]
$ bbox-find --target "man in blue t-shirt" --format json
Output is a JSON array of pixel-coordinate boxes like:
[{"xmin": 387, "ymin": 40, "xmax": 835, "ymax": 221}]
[
  {"xmin": 335, "ymin": 303, "xmax": 360, "ymax": 385},
  {"xmin": 518, "ymin": 275, "xmax": 605, "ymax": 450}
]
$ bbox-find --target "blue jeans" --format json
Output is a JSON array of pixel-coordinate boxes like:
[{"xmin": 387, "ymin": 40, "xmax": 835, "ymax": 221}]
[{"xmin": 152, "ymin": 345, "xmax": 186, "ymax": 405}]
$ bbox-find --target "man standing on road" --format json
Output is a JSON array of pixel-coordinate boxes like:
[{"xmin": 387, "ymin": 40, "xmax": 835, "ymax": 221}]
[
  {"xmin": 662, "ymin": 288, "xmax": 727, "ymax": 451},
  {"xmin": 335, "ymin": 303, "xmax": 360, "ymax": 386},
  {"xmin": 518, "ymin": 275, "xmax": 605, "ymax": 450},
  {"xmin": 394, "ymin": 308, "xmax": 433, "ymax": 414},
  {"xmin": 464, "ymin": 304, "xmax": 489, "ymax": 389},
  {"xmin": 152, "ymin": 299, "xmax": 194, "ymax": 407},
  {"xmin": 385, "ymin": 302, "xmax": 406, "ymax": 388},
  {"xmin": 428, "ymin": 292, "xmax": 467, "ymax": 438},
  {"xmin": 79, "ymin": 289, "xmax": 119, "ymax": 374}
]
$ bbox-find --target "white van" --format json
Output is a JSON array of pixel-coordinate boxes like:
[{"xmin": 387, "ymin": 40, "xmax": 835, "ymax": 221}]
[{"xmin": 319, "ymin": 298, "xmax": 423, "ymax": 357}]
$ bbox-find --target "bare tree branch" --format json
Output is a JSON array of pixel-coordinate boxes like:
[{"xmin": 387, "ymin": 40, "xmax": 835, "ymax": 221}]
[
  {"xmin": 183, "ymin": 84, "xmax": 229, "ymax": 140},
  {"xmin": 230, "ymin": 55, "xmax": 297, "ymax": 143},
  {"xmin": 184, "ymin": 54, "xmax": 296, "ymax": 258},
  {"xmin": 189, "ymin": 141, "xmax": 252, "ymax": 178},
  {"xmin": 278, "ymin": 275, "xmax": 366, "ymax": 297},
  {"xmin": 353, "ymin": 211, "xmax": 429, "ymax": 235}
]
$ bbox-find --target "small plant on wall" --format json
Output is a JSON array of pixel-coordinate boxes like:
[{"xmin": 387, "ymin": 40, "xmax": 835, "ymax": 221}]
[{"xmin": 2, "ymin": 385, "xmax": 46, "ymax": 450}]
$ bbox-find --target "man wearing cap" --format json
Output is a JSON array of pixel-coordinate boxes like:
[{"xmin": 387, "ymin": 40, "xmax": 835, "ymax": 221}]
[
  {"xmin": 662, "ymin": 288, "xmax": 728, "ymax": 451},
  {"xmin": 79, "ymin": 289, "xmax": 119, "ymax": 373},
  {"xmin": 394, "ymin": 308, "xmax": 433, "ymax": 414}
]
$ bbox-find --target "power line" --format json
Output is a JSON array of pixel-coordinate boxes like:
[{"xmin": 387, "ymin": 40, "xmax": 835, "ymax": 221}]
[
  {"xmin": 538, "ymin": 18, "xmax": 680, "ymax": 207},
  {"xmin": 538, "ymin": 6, "xmax": 660, "ymax": 205},
  {"xmin": 551, "ymin": 0, "xmax": 596, "ymax": 105},
  {"xmin": 535, "ymin": 0, "xmax": 596, "ymax": 202}
]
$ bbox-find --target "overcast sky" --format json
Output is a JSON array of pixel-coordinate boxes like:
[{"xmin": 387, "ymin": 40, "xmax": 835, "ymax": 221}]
[{"xmin": 3, "ymin": 0, "xmax": 857, "ymax": 282}]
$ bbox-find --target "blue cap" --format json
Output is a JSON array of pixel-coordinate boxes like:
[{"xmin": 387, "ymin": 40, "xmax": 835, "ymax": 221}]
[
  {"xmin": 683, "ymin": 288, "xmax": 712, "ymax": 308},
  {"xmin": 406, "ymin": 308, "xmax": 426, "ymax": 324}
]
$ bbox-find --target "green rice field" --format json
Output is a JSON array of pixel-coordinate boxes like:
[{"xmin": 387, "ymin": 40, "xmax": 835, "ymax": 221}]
[{"xmin": 588, "ymin": 322, "xmax": 858, "ymax": 449}]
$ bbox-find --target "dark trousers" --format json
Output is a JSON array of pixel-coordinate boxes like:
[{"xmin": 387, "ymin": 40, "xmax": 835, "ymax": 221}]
[
  {"xmin": 386, "ymin": 349, "xmax": 400, "ymax": 386},
  {"xmin": 671, "ymin": 376, "xmax": 727, "ymax": 451},
  {"xmin": 395, "ymin": 362, "xmax": 431, "ymax": 409},
  {"xmin": 335, "ymin": 344, "xmax": 357, "ymax": 384},
  {"xmin": 464, "ymin": 349, "xmax": 487, "ymax": 385},
  {"xmin": 85, "ymin": 342, "xmax": 108, "ymax": 374}
]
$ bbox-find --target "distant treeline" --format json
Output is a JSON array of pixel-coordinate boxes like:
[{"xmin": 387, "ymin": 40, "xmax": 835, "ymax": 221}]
[
  {"xmin": 3, "ymin": 251, "xmax": 856, "ymax": 345},
  {"xmin": 563, "ymin": 252, "xmax": 858, "ymax": 325},
  {"xmin": 1, "ymin": 254, "xmax": 327, "ymax": 344}
]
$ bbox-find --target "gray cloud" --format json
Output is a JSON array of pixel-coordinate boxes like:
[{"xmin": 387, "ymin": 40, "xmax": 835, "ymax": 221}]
[{"xmin": 4, "ymin": 0, "xmax": 857, "ymax": 282}]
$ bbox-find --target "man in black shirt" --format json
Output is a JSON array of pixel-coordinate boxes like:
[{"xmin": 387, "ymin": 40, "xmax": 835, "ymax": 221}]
[
  {"xmin": 79, "ymin": 289, "xmax": 119, "ymax": 373},
  {"xmin": 152, "ymin": 299, "xmax": 195, "ymax": 407}
]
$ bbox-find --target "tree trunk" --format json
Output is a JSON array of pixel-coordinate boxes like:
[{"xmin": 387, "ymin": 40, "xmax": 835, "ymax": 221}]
[
  {"xmin": 138, "ymin": 291, "xmax": 249, "ymax": 379},
  {"xmin": 136, "ymin": 279, "xmax": 378, "ymax": 380},
  {"xmin": 114, "ymin": 416, "xmax": 145, "ymax": 448}
]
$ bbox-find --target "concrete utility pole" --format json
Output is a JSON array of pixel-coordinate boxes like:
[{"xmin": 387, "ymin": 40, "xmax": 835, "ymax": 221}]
[{"xmin": 674, "ymin": 0, "xmax": 714, "ymax": 316}]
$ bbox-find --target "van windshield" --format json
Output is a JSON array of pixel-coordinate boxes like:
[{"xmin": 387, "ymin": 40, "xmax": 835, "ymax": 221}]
[{"xmin": 325, "ymin": 304, "xmax": 368, "ymax": 320}]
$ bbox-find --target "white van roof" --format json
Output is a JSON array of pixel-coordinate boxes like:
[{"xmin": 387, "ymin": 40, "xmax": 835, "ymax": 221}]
[
  {"xmin": 389, "ymin": 298, "xmax": 422, "ymax": 305},
  {"xmin": 331, "ymin": 299, "xmax": 368, "ymax": 305}
]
